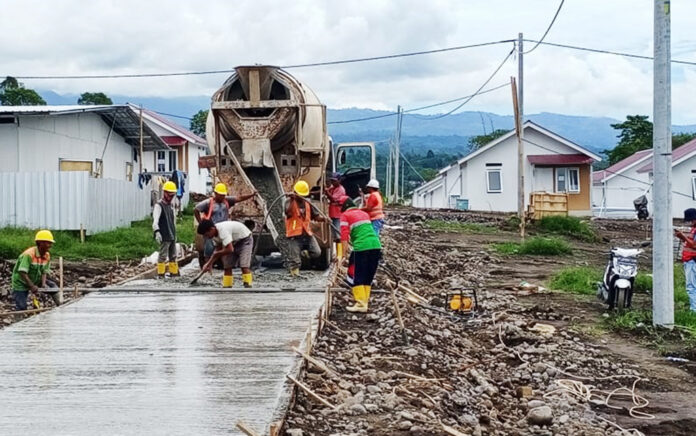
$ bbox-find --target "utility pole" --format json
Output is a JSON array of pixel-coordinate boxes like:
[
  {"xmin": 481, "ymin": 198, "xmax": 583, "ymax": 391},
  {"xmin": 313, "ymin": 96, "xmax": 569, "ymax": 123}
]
[
  {"xmin": 652, "ymin": 0, "xmax": 674, "ymax": 327},
  {"xmin": 139, "ymin": 105, "xmax": 144, "ymax": 173},
  {"xmin": 517, "ymin": 32, "xmax": 526, "ymax": 237},
  {"xmin": 386, "ymin": 139, "xmax": 393, "ymax": 200},
  {"xmin": 394, "ymin": 105, "xmax": 403, "ymax": 202}
]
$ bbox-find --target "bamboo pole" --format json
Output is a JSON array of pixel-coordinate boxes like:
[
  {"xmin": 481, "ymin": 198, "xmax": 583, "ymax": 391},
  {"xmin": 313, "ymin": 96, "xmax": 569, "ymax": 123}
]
[
  {"xmin": 235, "ymin": 421, "xmax": 262, "ymax": 436},
  {"xmin": 0, "ymin": 307, "xmax": 52, "ymax": 317},
  {"xmin": 286, "ymin": 375, "xmax": 337, "ymax": 411},
  {"xmin": 292, "ymin": 346, "xmax": 337, "ymax": 377},
  {"xmin": 58, "ymin": 257, "xmax": 64, "ymax": 305}
]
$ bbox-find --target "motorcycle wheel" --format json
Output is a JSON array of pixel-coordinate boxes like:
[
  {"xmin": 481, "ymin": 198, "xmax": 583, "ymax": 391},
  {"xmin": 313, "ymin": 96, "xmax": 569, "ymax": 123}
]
[{"xmin": 616, "ymin": 288, "xmax": 626, "ymax": 310}]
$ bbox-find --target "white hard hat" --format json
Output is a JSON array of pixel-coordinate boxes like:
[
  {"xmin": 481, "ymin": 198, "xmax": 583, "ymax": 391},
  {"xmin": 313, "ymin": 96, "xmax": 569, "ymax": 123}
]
[{"xmin": 366, "ymin": 179, "xmax": 380, "ymax": 189}]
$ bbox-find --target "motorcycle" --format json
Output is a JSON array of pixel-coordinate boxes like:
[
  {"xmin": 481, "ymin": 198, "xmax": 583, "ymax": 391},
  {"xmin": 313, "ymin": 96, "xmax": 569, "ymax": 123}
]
[
  {"xmin": 634, "ymin": 195, "xmax": 649, "ymax": 220},
  {"xmin": 597, "ymin": 247, "xmax": 643, "ymax": 310}
]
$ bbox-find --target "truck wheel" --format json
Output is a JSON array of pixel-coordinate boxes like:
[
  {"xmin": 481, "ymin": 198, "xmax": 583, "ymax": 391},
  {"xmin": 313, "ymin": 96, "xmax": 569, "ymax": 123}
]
[{"xmin": 312, "ymin": 246, "xmax": 332, "ymax": 270}]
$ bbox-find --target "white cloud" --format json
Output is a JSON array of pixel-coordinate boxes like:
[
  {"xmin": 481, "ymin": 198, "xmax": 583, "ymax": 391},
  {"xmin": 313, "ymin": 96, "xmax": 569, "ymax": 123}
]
[{"xmin": 1, "ymin": 0, "xmax": 696, "ymax": 123}]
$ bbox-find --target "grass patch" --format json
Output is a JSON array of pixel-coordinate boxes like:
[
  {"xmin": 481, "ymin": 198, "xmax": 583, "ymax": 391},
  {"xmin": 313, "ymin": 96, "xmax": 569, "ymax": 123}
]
[
  {"xmin": 0, "ymin": 214, "xmax": 196, "ymax": 261},
  {"xmin": 492, "ymin": 237, "xmax": 572, "ymax": 256},
  {"xmin": 536, "ymin": 215, "xmax": 597, "ymax": 242},
  {"xmin": 424, "ymin": 219, "xmax": 495, "ymax": 234},
  {"xmin": 548, "ymin": 267, "xmax": 601, "ymax": 295}
]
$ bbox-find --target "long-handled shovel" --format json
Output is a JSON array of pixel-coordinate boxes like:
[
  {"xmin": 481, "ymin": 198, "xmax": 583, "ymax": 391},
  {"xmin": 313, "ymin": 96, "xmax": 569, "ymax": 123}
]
[{"xmin": 189, "ymin": 269, "xmax": 208, "ymax": 285}]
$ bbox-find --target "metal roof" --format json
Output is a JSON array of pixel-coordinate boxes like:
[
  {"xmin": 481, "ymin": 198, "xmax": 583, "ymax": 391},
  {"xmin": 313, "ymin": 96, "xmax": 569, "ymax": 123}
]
[
  {"xmin": 0, "ymin": 105, "xmax": 169, "ymax": 151},
  {"xmin": 592, "ymin": 148, "xmax": 653, "ymax": 184},
  {"xmin": 128, "ymin": 103, "xmax": 207, "ymax": 147},
  {"xmin": 636, "ymin": 138, "xmax": 696, "ymax": 173}
]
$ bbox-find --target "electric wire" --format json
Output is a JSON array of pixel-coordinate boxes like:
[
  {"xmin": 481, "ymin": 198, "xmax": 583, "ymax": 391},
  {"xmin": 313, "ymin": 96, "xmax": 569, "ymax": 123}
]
[
  {"xmin": 522, "ymin": 0, "xmax": 565, "ymax": 54},
  {"xmin": 9, "ymin": 40, "xmax": 515, "ymax": 80}
]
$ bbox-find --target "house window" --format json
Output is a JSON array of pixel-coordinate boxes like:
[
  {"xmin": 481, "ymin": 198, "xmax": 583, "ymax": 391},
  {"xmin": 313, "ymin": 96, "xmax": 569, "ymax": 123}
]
[
  {"xmin": 692, "ymin": 176, "xmax": 696, "ymax": 200},
  {"xmin": 486, "ymin": 168, "xmax": 502, "ymax": 193},
  {"xmin": 169, "ymin": 150, "xmax": 177, "ymax": 171},
  {"xmin": 126, "ymin": 162, "xmax": 133, "ymax": 182},
  {"xmin": 556, "ymin": 167, "xmax": 580, "ymax": 193},
  {"xmin": 157, "ymin": 151, "xmax": 167, "ymax": 172}
]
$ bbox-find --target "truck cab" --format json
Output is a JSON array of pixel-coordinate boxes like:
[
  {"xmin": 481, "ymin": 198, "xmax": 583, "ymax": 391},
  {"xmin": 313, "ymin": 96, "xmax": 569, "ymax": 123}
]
[{"xmin": 331, "ymin": 142, "xmax": 376, "ymax": 200}]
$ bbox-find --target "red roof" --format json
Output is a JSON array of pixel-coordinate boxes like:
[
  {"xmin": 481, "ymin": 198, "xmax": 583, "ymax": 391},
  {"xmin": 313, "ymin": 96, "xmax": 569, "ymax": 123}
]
[
  {"xmin": 161, "ymin": 136, "xmax": 186, "ymax": 146},
  {"xmin": 527, "ymin": 154, "xmax": 594, "ymax": 165},
  {"xmin": 637, "ymin": 138, "xmax": 696, "ymax": 173},
  {"xmin": 592, "ymin": 148, "xmax": 652, "ymax": 183}
]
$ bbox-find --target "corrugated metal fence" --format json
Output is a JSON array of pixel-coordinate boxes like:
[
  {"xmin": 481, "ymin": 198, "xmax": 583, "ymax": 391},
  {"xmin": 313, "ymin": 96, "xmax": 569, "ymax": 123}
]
[{"xmin": 0, "ymin": 171, "xmax": 153, "ymax": 234}]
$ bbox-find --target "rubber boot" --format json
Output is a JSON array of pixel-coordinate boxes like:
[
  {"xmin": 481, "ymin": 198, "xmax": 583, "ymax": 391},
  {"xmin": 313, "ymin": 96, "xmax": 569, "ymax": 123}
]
[
  {"xmin": 157, "ymin": 262, "xmax": 166, "ymax": 278},
  {"xmin": 242, "ymin": 273, "xmax": 253, "ymax": 288},
  {"xmin": 346, "ymin": 286, "xmax": 368, "ymax": 313},
  {"xmin": 364, "ymin": 285, "xmax": 371, "ymax": 309},
  {"xmin": 336, "ymin": 242, "xmax": 343, "ymax": 260},
  {"xmin": 168, "ymin": 262, "xmax": 180, "ymax": 277},
  {"xmin": 222, "ymin": 275, "xmax": 234, "ymax": 288},
  {"xmin": 290, "ymin": 268, "xmax": 300, "ymax": 277}
]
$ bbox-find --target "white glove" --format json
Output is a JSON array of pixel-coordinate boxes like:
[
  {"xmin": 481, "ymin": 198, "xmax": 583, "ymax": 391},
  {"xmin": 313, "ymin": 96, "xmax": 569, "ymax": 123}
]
[{"xmin": 154, "ymin": 231, "xmax": 162, "ymax": 244}]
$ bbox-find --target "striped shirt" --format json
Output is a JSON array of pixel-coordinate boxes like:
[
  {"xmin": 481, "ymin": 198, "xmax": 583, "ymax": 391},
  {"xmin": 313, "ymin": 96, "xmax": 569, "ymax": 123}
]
[{"xmin": 340, "ymin": 208, "xmax": 382, "ymax": 252}]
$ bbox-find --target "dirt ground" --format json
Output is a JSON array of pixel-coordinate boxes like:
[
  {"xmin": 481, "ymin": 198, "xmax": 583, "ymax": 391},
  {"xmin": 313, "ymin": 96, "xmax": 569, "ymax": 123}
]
[{"xmin": 283, "ymin": 208, "xmax": 696, "ymax": 436}]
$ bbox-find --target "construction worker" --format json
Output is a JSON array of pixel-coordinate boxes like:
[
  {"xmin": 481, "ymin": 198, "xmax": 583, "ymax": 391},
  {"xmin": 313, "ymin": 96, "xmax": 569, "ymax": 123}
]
[
  {"xmin": 325, "ymin": 172, "xmax": 346, "ymax": 260},
  {"xmin": 11, "ymin": 230, "xmax": 54, "ymax": 311},
  {"xmin": 153, "ymin": 181, "xmax": 179, "ymax": 278},
  {"xmin": 340, "ymin": 197, "xmax": 382, "ymax": 313},
  {"xmin": 194, "ymin": 182, "xmax": 257, "ymax": 264},
  {"xmin": 675, "ymin": 208, "xmax": 696, "ymax": 312},
  {"xmin": 286, "ymin": 180, "xmax": 324, "ymax": 276},
  {"xmin": 361, "ymin": 179, "xmax": 385, "ymax": 236},
  {"xmin": 197, "ymin": 219, "xmax": 256, "ymax": 288}
]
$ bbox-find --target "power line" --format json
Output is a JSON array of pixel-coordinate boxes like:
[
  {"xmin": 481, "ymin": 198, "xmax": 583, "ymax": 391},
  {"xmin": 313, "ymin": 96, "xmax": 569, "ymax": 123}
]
[
  {"xmin": 424, "ymin": 47, "xmax": 515, "ymax": 120},
  {"xmin": 9, "ymin": 40, "xmax": 515, "ymax": 80},
  {"xmin": 526, "ymin": 39, "xmax": 696, "ymax": 67},
  {"xmin": 327, "ymin": 82, "xmax": 509, "ymax": 125},
  {"xmin": 523, "ymin": 0, "xmax": 565, "ymax": 54}
]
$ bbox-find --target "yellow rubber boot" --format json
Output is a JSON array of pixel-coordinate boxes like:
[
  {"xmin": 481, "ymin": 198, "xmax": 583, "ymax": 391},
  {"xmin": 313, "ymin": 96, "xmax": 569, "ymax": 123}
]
[
  {"xmin": 222, "ymin": 275, "xmax": 234, "ymax": 288},
  {"xmin": 290, "ymin": 268, "xmax": 300, "ymax": 277},
  {"xmin": 157, "ymin": 262, "xmax": 166, "ymax": 277},
  {"xmin": 168, "ymin": 262, "xmax": 179, "ymax": 277},
  {"xmin": 364, "ymin": 285, "xmax": 371, "ymax": 309},
  {"xmin": 346, "ymin": 286, "xmax": 368, "ymax": 313},
  {"xmin": 336, "ymin": 242, "xmax": 343, "ymax": 260},
  {"xmin": 242, "ymin": 273, "xmax": 253, "ymax": 288}
]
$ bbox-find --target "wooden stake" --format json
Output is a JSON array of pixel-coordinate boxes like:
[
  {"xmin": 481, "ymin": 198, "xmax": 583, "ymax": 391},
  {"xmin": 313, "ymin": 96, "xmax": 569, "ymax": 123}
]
[
  {"xmin": 73, "ymin": 285, "xmax": 79, "ymax": 299},
  {"xmin": 58, "ymin": 257, "xmax": 64, "ymax": 305},
  {"xmin": 286, "ymin": 375, "xmax": 337, "ymax": 411},
  {"xmin": 441, "ymin": 422, "xmax": 469, "ymax": 436},
  {"xmin": 80, "ymin": 224, "xmax": 85, "ymax": 244},
  {"xmin": 292, "ymin": 346, "xmax": 337, "ymax": 377},
  {"xmin": 0, "ymin": 307, "xmax": 52, "ymax": 317},
  {"xmin": 268, "ymin": 422, "xmax": 280, "ymax": 436},
  {"xmin": 116, "ymin": 255, "xmax": 119, "ymax": 267},
  {"xmin": 389, "ymin": 282, "xmax": 409, "ymax": 344},
  {"xmin": 321, "ymin": 316, "xmax": 350, "ymax": 337},
  {"xmin": 235, "ymin": 421, "xmax": 262, "ymax": 436}
]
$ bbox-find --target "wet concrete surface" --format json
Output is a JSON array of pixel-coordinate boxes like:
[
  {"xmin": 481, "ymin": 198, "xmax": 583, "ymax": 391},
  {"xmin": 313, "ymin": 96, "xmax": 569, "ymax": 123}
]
[{"xmin": 0, "ymin": 290, "xmax": 324, "ymax": 435}]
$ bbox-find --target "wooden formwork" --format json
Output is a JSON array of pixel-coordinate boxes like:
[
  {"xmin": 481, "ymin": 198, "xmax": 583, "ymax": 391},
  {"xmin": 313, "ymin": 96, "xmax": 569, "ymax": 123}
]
[{"xmin": 527, "ymin": 191, "xmax": 568, "ymax": 220}]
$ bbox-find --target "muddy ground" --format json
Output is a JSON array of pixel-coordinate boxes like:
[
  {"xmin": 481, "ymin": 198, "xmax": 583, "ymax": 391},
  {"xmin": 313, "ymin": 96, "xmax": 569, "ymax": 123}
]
[{"xmin": 284, "ymin": 208, "xmax": 696, "ymax": 436}]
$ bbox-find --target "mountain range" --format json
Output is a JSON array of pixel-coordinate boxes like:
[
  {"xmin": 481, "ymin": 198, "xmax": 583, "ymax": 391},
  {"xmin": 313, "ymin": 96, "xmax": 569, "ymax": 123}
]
[{"xmin": 41, "ymin": 90, "xmax": 696, "ymax": 157}]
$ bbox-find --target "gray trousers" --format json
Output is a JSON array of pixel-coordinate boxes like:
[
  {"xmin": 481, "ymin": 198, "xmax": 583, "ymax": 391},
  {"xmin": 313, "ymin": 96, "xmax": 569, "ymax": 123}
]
[
  {"xmin": 158, "ymin": 240, "xmax": 177, "ymax": 263},
  {"xmin": 287, "ymin": 235, "xmax": 321, "ymax": 269}
]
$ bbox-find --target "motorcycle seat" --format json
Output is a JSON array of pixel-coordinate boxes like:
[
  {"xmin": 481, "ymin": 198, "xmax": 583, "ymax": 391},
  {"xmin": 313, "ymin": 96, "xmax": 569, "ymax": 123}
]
[{"xmin": 611, "ymin": 248, "xmax": 642, "ymax": 257}]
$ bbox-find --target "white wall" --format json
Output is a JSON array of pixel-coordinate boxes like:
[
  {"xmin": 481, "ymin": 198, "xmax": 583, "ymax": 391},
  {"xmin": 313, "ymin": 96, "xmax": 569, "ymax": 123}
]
[
  {"xmin": 593, "ymin": 165, "xmax": 651, "ymax": 217},
  {"xmin": 673, "ymin": 160, "xmax": 696, "ymax": 218},
  {"xmin": 0, "ymin": 113, "xmax": 135, "ymax": 181}
]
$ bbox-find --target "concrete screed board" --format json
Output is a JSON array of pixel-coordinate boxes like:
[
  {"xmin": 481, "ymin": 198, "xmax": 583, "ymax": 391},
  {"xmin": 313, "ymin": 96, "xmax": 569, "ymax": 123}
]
[{"xmin": 0, "ymin": 291, "xmax": 324, "ymax": 436}]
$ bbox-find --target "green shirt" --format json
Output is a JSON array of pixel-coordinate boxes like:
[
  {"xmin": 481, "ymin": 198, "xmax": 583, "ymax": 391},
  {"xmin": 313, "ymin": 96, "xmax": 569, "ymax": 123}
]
[{"xmin": 11, "ymin": 247, "xmax": 51, "ymax": 291}]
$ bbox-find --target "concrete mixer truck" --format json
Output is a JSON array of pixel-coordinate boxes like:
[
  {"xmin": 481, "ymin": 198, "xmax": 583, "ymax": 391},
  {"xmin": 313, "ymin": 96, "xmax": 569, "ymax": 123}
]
[{"xmin": 197, "ymin": 65, "xmax": 375, "ymax": 270}]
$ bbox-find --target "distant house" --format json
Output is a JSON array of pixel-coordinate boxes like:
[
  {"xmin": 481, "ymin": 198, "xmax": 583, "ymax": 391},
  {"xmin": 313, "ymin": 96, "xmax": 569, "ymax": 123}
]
[
  {"xmin": 592, "ymin": 149, "xmax": 653, "ymax": 218},
  {"xmin": 130, "ymin": 104, "xmax": 209, "ymax": 194},
  {"xmin": 411, "ymin": 121, "xmax": 602, "ymax": 216},
  {"xmin": 0, "ymin": 105, "xmax": 167, "ymax": 179}
]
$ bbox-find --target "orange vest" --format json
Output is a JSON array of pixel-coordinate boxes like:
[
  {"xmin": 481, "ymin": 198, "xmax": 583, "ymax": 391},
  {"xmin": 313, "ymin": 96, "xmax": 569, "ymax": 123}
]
[
  {"xmin": 366, "ymin": 192, "xmax": 384, "ymax": 221},
  {"xmin": 286, "ymin": 200, "xmax": 313, "ymax": 237}
]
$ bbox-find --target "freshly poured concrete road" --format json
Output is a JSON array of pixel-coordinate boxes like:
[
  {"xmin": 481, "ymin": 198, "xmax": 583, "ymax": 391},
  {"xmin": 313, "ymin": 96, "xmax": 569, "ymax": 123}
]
[{"xmin": 0, "ymin": 291, "xmax": 324, "ymax": 436}]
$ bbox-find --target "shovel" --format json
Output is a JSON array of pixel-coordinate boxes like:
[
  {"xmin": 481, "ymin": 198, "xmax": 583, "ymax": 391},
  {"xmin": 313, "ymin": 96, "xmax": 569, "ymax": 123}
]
[{"xmin": 189, "ymin": 269, "xmax": 208, "ymax": 285}]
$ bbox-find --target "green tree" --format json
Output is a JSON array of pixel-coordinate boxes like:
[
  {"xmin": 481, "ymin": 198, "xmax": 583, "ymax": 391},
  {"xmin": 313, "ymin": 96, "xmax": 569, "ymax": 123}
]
[
  {"xmin": 468, "ymin": 129, "xmax": 509, "ymax": 150},
  {"xmin": 78, "ymin": 92, "xmax": 113, "ymax": 105},
  {"xmin": 0, "ymin": 76, "xmax": 46, "ymax": 106},
  {"xmin": 605, "ymin": 115, "xmax": 652, "ymax": 165},
  {"xmin": 190, "ymin": 109, "xmax": 209, "ymax": 137},
  {"xmin": 672, "ymin": 132, "xmax": 696, "ymax": 148}
]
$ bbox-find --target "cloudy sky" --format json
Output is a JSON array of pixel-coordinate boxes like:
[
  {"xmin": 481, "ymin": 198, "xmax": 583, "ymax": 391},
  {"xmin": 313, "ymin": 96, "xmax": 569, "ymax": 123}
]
[{"xmin": 2, "ymin": 0, "xmax": 696, "ymax": 122}]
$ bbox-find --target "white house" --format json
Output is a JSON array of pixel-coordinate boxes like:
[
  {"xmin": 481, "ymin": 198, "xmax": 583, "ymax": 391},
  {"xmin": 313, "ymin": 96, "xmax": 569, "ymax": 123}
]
[
  {"xmin": 412, "ymin": 121, "xmax": 602, "ymax": 216},
  {"xmin": 592, "ymin": 149, "xmax": 653, "ymax": 218},
  {"xmin": 130, "ymin": 105, "xmax": 210, "ymax": 194},
  {"xmin": 0, "ymin": 105, "xmax": 168, "ymax": 179}
]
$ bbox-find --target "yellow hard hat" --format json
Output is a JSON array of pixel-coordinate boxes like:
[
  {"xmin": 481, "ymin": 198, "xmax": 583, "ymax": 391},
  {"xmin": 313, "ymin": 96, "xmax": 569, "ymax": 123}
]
[
  {"xmin": 214, "ymin": 183, "xmax": 228, "ymax": 195},
  {"xmin": 35, "ymin": 229, "xmax": 55, "ymax": 243},
  {"xmin": 163, "ymin": 181, "xmax": 177, "ymax": 193},
  {"xmin": 293, "ymin": 180, "xmax": 310, "ymax": 197}
]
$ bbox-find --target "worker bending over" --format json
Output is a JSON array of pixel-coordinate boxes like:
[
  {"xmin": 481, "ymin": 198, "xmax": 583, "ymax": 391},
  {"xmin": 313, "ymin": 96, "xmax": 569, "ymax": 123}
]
[
  {"xmin": 194, "ymin": 183, "xmax": 256, "ymax": 264},
  {"xmin": 325, "ymin": 172, "xmax": 346, "ymax": 259},
  {"xmin": 361, "ymin": 179, "xmax": 385, "ymax": 236},
  {"xmin": 153, "ymin": 181, "xmax": 179, "ymax": 278},
  {"xmin": 197, "ymin": 219, "xmax": 255, "ymax": 288},
  {"xmin": 340, "ymin": 197, "xmax": 382, "ymax": 313},
  {"xmin": 286, "ymin": 180, "xmax": 324, "ymax": 277},
  {"xmin": 675, "ymin": 208, "xmax": 696, "ymax": 312},
  {"xmin": 11, "ymin": 230, "xmax": 56, "ymax": 311}
]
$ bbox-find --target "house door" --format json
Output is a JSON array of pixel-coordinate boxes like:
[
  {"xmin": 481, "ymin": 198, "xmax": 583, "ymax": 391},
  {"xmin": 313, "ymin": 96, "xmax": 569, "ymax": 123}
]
[{"xmin": 535, "ymin": 167, "xmax": 554, "ymax": 192}]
